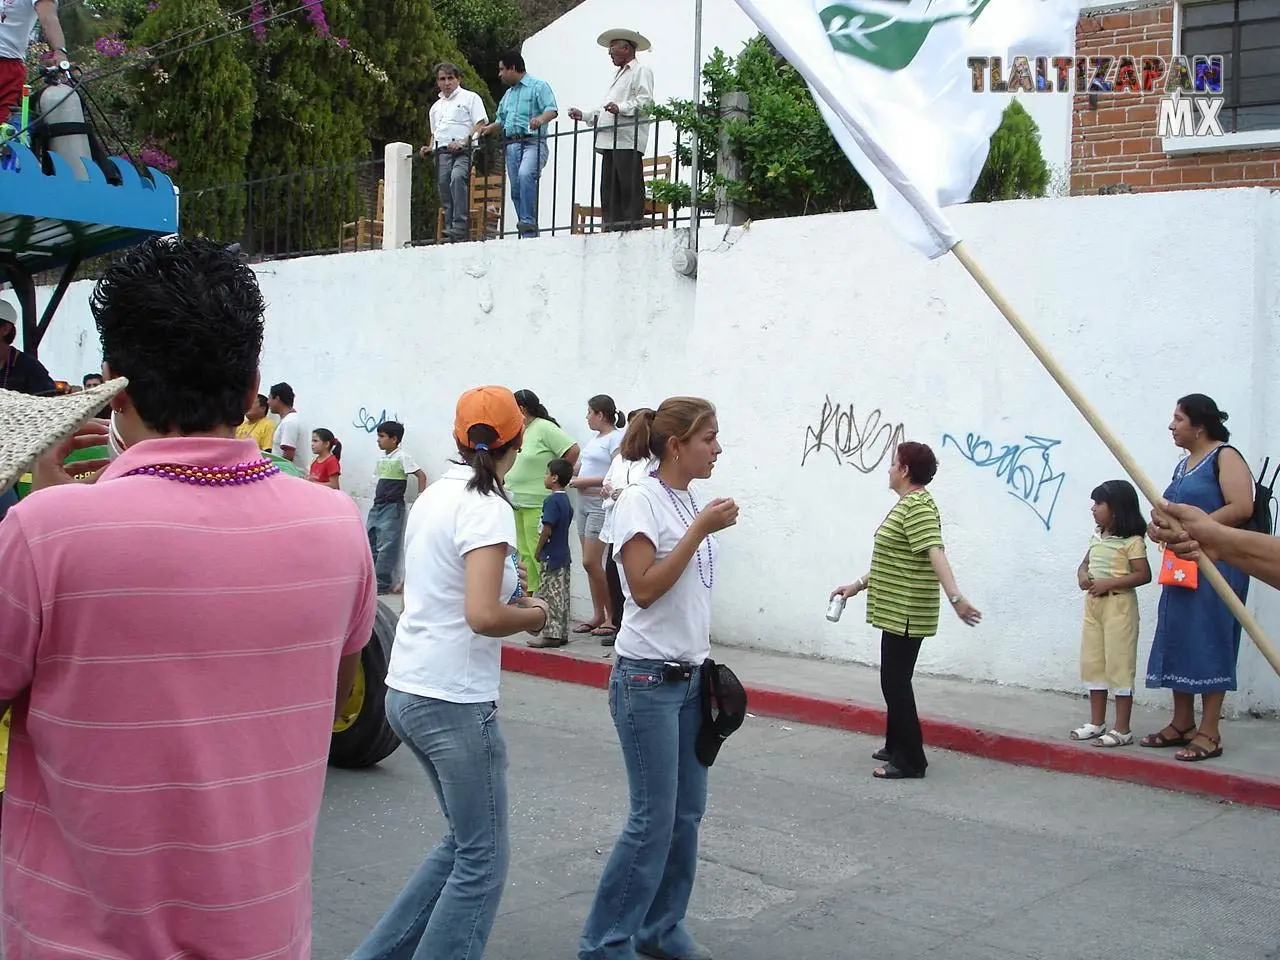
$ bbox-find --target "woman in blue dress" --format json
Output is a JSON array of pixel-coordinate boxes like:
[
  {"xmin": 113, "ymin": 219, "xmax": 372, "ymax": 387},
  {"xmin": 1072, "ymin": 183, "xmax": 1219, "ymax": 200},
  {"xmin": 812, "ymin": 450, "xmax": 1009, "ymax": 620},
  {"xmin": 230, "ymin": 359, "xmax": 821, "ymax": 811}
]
[{"xmin": 1142, "ymin": 394, "xmax": 1255, "ymax": 762}]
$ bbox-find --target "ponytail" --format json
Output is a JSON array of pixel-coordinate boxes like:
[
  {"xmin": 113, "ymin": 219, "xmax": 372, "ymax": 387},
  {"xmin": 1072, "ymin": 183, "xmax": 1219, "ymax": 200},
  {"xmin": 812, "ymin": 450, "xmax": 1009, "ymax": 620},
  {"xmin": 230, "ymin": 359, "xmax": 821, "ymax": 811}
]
[
  {"xmin": 619, "ymin": 408, "xmax": 657, "ymax": 461},
  {"xmin": 458, "ymin": 424, "xmax": 521, "ymax": 502},
  {"xmin": 313, "ymin": 428, "xmax": 341, "ymax": 460},
  {"xmin": 589, "ymin": 393, "xmax": 626, "ymax": 430},
  {"xmin": 515, "ymin": 388, "xmax": 559, "ymax": 427}
]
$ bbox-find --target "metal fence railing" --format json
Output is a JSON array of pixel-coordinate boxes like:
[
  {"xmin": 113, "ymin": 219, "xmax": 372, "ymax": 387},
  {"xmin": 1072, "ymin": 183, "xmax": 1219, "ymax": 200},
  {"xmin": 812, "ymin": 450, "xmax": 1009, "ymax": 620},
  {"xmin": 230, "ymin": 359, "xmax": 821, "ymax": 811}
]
[
  {"xmin": 180, "ymin": 158, "xmax": 387, "ymax": 261},
  {"xmin": 408, "ymin": 114, "xmax": 715, "ymax": 246},
  {"xmin": 174, "ymin": 116, "xmax": 716, "ymax": 261}
]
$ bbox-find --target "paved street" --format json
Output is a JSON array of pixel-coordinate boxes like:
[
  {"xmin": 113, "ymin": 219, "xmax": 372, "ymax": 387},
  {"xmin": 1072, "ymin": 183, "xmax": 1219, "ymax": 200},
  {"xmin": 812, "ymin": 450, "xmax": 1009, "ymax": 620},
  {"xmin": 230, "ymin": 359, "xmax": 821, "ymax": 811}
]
[{"xmin": 314, "ymin": 674, "xmax": 1280, "ymax": 960}]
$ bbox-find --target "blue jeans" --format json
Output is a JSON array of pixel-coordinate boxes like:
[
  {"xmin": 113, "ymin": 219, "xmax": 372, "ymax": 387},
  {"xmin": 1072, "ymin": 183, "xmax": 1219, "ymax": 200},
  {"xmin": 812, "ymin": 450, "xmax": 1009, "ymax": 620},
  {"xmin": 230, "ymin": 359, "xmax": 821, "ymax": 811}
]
[
  {"xmin": 505, "ymin": 140, "xmax": 548, "ymax": 233},
  {"xmin": 367, "ymin": 501, "xmax": 405, "ymax": 592},
  {"xmin": 579, "ymin": 659, "xmax": 708, "ymax": 960},
  {"xmin": 350, "ymin": 690, "xmax": 510, "ymax": 960}
]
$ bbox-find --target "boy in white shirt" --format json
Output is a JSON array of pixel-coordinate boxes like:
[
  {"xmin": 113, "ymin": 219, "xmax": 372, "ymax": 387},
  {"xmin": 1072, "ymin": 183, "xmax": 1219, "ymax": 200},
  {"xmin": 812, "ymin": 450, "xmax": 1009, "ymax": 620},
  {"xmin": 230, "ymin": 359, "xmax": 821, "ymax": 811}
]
[{"xmin": 369, "ymin": 420, "xmax": 427, "ymax": 594}]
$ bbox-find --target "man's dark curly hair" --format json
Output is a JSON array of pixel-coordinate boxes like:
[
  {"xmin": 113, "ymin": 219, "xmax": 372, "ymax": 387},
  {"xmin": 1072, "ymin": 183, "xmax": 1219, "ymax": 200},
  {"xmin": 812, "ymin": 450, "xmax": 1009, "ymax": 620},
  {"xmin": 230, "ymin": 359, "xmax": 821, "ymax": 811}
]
[{"xmin": 91, "ymin": 238, "xmax": 266, "ymax": 434}]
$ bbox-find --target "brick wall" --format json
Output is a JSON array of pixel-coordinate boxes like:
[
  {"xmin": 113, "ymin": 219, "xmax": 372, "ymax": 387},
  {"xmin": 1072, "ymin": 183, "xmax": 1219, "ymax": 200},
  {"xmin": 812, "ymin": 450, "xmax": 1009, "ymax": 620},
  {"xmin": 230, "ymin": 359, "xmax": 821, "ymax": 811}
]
[{"xmin": 1071, "ymin": 1, "xmax": 1280, "ymax": 195}]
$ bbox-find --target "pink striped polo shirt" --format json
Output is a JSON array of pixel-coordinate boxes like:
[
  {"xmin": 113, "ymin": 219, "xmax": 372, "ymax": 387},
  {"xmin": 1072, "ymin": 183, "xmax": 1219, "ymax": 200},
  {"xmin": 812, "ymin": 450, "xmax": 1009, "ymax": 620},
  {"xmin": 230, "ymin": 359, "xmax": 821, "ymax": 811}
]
[{"xmin": 0, "ymin": 436, "xmax": 375, "ymax": 959}]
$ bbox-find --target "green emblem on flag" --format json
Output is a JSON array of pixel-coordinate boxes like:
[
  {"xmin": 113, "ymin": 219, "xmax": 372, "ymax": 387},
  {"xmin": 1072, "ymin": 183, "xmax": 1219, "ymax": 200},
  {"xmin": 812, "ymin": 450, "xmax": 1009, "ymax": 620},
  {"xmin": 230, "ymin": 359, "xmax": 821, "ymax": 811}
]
[{"xmin": 821, "ymin": 0, "xmax": 994, "ymax": 71}]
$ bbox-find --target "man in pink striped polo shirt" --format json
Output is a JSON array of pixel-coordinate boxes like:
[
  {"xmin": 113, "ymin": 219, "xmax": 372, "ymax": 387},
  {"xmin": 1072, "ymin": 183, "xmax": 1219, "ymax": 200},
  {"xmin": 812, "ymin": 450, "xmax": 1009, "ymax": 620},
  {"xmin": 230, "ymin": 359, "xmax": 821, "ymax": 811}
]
[{"xmin": 0, "ymin": 239, "xmax": 376, "ymax": 959}]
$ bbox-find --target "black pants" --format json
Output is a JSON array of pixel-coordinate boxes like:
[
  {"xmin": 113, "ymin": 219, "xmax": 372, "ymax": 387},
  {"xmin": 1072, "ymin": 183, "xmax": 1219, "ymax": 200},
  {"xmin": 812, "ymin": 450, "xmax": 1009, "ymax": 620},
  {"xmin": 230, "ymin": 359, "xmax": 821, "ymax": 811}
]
[
  {"xmin": 881, "ymin": 631, "xmax": 927, "ymax": 775},
  {"xmin": 605, "ymin": 544, "xmax": 625, "ymax": 629},
  {"xmin": 600, "ymin": 149, "xmax": 645, "ymax": 231}
]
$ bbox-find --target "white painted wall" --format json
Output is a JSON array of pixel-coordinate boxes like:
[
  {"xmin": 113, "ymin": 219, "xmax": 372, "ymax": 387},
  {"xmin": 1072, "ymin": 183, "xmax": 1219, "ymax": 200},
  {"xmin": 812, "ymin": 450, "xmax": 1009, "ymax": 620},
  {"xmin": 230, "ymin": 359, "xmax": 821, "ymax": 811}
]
[
  {"xmin": 518, "ymin": 0, "xmax": 1073, "ymax": 231},
  {"xmin": 34, "ymin": 187, "xmax": 1280, "ymax": 712}
]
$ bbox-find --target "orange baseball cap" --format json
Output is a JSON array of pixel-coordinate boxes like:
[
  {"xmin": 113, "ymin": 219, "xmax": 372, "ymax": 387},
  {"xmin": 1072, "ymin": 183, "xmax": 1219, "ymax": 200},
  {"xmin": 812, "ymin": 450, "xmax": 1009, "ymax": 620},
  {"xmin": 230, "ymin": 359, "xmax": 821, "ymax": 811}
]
[{"xmin": 454, "ymin": 386, "xmax": 524, "ymax": 450}]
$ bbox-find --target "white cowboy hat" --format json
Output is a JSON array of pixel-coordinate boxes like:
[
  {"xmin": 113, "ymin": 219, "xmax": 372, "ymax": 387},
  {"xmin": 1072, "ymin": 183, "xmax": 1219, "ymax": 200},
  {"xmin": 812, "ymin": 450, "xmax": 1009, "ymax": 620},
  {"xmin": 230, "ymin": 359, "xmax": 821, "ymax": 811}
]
[
  {"xmin": 0, "ymin": 299, "xmax": 17, "ymax": 326},
  {"xmin": 597, "ymin": 28, "xmax": 651, "ymax": 52},
  {"xmin": 0, "ymin": 378, "xmax": 128, "ymax": 491}
]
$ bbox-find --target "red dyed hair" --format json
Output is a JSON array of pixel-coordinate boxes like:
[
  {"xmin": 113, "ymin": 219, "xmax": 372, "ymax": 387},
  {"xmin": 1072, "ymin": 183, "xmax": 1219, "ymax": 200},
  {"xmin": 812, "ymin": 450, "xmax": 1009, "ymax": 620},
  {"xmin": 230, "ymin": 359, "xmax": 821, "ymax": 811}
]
[{"xmin": 896, "ymin": 441, "xmax": 937, "ymax": 486}]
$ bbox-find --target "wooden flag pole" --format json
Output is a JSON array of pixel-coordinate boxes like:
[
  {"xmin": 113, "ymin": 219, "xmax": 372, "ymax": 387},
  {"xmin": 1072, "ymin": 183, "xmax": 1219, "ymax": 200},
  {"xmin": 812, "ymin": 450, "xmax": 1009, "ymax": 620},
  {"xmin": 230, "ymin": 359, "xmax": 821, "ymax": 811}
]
[{"xmin": 949, "ymin": 240, "xmax": 1280, "ymax": 678}]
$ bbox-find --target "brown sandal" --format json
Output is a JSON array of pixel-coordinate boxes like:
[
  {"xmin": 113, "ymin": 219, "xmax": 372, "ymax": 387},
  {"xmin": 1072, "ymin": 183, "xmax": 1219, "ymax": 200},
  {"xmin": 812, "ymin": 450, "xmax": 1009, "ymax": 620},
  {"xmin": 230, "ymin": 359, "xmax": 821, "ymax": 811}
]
[
  {"xmin": 1175, "ymin": 732, "xmax": 1223, "ymax": 762},
  {"xmin": 1139, "ymin": 723, "xmax": 1196, "ymax": 748}
]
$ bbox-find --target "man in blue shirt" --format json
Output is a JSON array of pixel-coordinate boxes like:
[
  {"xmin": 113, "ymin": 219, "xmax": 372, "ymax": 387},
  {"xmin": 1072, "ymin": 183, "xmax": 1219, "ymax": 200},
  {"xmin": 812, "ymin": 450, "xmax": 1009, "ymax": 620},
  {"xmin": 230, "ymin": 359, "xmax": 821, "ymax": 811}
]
[{"xmin": 479, "ymin": 51, "xmax": 559, "ymax": 237}]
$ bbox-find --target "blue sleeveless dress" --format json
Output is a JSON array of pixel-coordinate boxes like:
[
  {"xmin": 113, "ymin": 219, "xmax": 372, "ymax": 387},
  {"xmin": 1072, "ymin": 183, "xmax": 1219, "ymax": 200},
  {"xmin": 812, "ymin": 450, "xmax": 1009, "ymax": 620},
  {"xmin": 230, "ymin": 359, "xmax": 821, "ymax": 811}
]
[{"xmin": 1145, "ymin": 446, "xmax": 1250, "ymax": 693}]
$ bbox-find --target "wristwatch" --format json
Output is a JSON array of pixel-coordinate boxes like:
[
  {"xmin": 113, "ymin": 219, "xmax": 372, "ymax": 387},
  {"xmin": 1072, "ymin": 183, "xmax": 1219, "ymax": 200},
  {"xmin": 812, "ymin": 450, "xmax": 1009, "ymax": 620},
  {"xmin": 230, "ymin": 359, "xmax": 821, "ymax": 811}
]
[{"xmin": 948, "ymin": 594, "xmax": 963, "ymax": 605}]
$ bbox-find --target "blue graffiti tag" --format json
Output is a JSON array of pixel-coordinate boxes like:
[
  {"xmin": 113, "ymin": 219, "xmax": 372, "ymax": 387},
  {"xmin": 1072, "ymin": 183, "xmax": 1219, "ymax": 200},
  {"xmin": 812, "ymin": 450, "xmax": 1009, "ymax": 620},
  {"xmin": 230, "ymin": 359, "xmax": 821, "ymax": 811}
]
[
  {"xmin": 353, "ymin": 407, "xmax": 398, "ymax": 434},
  {"xmin": 941, "ymin": 431, "xmax": 1066, "ymax": 532}
]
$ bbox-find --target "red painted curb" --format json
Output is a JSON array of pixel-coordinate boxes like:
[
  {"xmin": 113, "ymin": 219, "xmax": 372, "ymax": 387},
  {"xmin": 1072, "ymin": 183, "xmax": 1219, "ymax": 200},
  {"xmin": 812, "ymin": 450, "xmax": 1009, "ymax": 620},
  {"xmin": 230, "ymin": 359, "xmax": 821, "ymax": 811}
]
[{"xmin": 502, "ymin": 644, "xmax": 1280, "ymax": 811}]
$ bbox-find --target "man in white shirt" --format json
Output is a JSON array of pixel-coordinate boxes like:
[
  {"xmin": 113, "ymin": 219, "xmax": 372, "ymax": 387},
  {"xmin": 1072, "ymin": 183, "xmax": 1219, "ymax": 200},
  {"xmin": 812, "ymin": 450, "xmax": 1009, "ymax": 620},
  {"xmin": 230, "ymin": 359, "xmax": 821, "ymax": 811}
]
[
  {"xmin": 420, "ymin": 62, "xmax": 488, "ymax": 242},
  {"xmin": 268, "ymin": 381, "xmax": 303, "ymax": 464},
  {"xmin": 1, "ymin": 0, "xmax": 70, "ymax": 120},
  {"xmin": 568, "ymin": 29, "xmax": 655, "ymax": 233}
]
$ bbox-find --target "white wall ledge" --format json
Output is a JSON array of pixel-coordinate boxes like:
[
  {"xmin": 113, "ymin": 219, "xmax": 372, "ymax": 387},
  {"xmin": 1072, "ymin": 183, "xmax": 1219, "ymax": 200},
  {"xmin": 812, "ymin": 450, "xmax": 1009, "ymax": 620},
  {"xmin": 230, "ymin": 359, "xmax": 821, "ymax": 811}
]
[{"xmin": 1163, "ymin": 128, "xmax": 1280, "ymax": 156}]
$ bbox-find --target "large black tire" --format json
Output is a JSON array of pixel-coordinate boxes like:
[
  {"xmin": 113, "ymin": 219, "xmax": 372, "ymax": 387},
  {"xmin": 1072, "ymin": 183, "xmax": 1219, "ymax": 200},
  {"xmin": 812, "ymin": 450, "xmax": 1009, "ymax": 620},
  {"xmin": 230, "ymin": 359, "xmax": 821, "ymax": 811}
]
[{"xmin": 329, "ymin": 600, "xmax": 401, "ymax": 769}]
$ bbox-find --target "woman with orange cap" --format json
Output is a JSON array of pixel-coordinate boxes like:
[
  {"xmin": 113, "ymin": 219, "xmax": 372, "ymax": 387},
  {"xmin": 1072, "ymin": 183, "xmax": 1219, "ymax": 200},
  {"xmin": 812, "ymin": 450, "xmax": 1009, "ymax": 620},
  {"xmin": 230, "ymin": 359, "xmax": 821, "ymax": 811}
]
[{"xmin": 350, "ymin": 386, "xmax": 550, "ymax": 960}]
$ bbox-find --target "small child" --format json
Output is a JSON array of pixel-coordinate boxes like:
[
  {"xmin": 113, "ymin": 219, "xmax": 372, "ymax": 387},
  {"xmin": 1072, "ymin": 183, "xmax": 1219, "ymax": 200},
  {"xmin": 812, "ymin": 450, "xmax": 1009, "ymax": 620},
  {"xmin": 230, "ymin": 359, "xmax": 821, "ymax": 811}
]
[
  {"xmin": 1070, "ymin": 479, "xmax": 1152, "ymax": 747},
  {"xmin": 369, "ymin": 421, "xmax": 427, "ymax": 595},
  {"xmin": 309, "ymin": 429, "xmax": 342, "ymax": 489},
  {"xmin": 530, "ymin": 458, "xmax": 574, "ymax": 648}
]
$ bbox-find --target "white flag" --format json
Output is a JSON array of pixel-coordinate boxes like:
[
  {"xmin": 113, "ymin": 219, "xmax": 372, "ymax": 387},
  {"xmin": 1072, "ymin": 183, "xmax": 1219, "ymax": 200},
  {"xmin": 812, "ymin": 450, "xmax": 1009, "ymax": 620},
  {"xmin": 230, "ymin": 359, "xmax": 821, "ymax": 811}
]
[{"xmin": 731, "ymin": 0, "xmax": 1078, "ymax": 258}]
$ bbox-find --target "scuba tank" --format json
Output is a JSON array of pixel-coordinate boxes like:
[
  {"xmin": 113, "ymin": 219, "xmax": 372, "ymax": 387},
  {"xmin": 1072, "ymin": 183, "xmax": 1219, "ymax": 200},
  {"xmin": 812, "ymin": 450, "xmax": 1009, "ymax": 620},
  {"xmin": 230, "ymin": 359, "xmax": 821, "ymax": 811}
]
[
  {"xmin": 30, "ymin": 68, "xmax": 123, "ymax": 185},
  {"xmin": 33, "ymin": 77, "xmax": 92, "ymax": 179}
]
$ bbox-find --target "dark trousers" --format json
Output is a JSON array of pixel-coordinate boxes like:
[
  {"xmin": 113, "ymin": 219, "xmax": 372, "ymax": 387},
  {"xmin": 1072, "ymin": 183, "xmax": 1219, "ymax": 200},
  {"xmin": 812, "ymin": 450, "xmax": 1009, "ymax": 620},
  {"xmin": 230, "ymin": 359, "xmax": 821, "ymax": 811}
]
[
  {"xmin": 606, "ymin": 545, "xmax": 625, "ymax": 629},
  {"xmin": 436, "ymin": 149, "xmax": 473, "ymax": 239},
  {"xmin": 600, "ymin": 149, "xmax": 645, "ymax": 231},
  {"xmin": 881, "ymin": 631, "xmax": 927, "ymax": 775}
]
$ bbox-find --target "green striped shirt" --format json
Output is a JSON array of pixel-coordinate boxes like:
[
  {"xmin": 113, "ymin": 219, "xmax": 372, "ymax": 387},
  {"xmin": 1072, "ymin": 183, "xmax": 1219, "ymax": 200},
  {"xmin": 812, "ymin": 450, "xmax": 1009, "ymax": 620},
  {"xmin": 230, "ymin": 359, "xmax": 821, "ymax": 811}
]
[{"xmin": 866, "ymin": 490, "xmax": 945, "ymax": 638}]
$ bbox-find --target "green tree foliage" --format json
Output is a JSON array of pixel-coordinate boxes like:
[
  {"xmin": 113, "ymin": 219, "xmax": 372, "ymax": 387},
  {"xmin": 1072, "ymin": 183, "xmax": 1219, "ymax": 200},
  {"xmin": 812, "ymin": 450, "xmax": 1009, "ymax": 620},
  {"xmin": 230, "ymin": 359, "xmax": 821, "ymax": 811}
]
[
  {"xmin": 431, "ymin": 0, "xmax": 524, "ymax": 102},
  {"xmin": 131, "ymin": 0, "xmax": 255, "ymax": 240},
  {"xmin": 970, "ymin": 98, "xmax": 1050, "ymax": 202},
  {"xmin": 653, "ymin": 35, "xmax": 1049, "ymax": 221}
]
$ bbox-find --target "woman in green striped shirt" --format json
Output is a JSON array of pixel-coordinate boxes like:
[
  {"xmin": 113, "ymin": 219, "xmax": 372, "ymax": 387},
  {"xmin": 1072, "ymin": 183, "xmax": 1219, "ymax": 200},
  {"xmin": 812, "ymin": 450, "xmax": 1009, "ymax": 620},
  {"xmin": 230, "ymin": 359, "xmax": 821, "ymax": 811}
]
[{"xmin": 830, "ymin": 442, "xmax": 981, "ymax": 780}]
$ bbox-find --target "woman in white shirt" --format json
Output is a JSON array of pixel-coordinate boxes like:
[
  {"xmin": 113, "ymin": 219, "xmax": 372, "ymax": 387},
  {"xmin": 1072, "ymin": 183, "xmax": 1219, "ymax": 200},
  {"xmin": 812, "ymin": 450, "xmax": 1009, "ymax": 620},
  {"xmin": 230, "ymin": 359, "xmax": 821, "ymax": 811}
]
[
  {"xmin": 351, "ymin": 386, "xmax": 549, "ymax": 960},
  {"xmin": 578, "ymin": 397, "xmax": 738, "ymax": 960},
  {"xmin": 569, "ymin": 394, "xmax": 626, "ymax": 638}
]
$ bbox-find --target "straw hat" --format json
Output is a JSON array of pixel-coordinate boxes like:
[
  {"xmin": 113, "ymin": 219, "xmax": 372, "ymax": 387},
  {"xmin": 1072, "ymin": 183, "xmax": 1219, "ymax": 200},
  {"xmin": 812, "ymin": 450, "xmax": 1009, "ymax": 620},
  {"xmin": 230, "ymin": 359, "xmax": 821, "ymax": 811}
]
[
  {"xmin": 0, "ymin": 378, "xmax": 128, "ymax": 491},
  {"xmin": 597, "ymin": 28, "xmax": 651, "ymax": 52}
]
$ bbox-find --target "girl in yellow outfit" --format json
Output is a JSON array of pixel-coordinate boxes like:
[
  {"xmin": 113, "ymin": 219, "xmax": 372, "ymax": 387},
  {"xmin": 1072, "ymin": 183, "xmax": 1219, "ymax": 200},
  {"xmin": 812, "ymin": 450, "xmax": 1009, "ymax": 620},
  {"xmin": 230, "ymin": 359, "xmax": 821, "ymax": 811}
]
[{"xmin": 1070, "ymin": 480, "xmax": 1152, "ymax": 747}]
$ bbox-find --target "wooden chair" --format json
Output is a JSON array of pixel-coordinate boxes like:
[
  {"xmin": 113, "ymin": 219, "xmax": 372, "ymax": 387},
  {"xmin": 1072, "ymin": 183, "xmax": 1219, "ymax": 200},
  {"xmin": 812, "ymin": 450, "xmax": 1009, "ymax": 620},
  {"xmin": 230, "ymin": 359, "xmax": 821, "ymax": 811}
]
[
  {"xmin": 340, "ymin": 179, "xmax": 383, "ymax": 252},
  {"xmin": 436, "ymin": 168, "xmax": 506, "ymax": 242},
  {"xmin": 571, "ymin": 155, "xmax": 674, "ymax": 235}
]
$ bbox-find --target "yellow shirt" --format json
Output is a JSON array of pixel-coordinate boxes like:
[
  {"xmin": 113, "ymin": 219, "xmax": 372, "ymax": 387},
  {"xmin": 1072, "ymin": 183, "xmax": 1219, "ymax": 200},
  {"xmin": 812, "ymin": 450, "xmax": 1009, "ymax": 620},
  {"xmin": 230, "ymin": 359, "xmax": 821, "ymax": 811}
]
[
  {"xmin": 236, "ymin": 417, "xmax": 276, "ymax": 451},
  {"xmin": 1087, "ymin": 533, "xmax": 1146, "ymax": 582}
]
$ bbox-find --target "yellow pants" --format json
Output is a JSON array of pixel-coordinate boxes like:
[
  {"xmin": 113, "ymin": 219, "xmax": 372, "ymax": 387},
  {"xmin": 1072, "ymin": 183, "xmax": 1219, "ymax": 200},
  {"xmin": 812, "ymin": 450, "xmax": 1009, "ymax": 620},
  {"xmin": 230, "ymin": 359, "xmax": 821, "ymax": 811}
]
[
  {"xmin": 515, "ymin": 507, "xmax": 544, "ymax": 595},
  {"xmin": 1080, "ymin": 591, "xmax": 1139, "ymax": 695}
]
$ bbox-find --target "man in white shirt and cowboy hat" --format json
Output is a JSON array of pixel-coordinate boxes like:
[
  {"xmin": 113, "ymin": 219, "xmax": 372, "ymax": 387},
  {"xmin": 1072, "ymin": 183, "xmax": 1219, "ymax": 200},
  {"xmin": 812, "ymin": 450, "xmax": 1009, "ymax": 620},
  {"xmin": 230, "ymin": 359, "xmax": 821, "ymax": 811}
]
[{"xmin": 568, "ymin": 29, "xmax": 655, "ymax": 233}]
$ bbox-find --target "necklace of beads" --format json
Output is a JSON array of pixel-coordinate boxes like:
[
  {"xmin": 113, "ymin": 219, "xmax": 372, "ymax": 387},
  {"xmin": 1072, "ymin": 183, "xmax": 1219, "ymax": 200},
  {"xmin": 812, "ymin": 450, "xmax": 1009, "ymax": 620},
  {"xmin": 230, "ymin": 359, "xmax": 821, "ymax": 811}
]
[
  {"xmin": 121, "ymin": 457, "xmax": 280, "ymax": 486},
  {"xmin": 652, "ymin": 471, "xmax": 714, "ymax": 589}
]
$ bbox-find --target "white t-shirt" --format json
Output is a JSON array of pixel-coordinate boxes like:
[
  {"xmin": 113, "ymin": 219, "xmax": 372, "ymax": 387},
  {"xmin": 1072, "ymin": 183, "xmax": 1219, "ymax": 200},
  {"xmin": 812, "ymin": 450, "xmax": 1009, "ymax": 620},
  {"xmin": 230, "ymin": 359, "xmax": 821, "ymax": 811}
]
[
  {"xmin": 0, "ymin": 1, "xmax": 40, "ymax": 61},
  {"xmin": 612, "ymin": 475, "xmax": 715, "ymax": 663},
  {"xmin": 578, "ymin": 429, "xmax": 622, "ymax": 483},
  {"xmin": 387, "ymin": 465, "xmax": 518, "ymax": 703},
  {"xmin": 600, "ymin": 456, "xmax": 657, "ymax": 544},
  {"xmin": 273, "ymin": 411, "xmax": 304, "ymax": 461}
]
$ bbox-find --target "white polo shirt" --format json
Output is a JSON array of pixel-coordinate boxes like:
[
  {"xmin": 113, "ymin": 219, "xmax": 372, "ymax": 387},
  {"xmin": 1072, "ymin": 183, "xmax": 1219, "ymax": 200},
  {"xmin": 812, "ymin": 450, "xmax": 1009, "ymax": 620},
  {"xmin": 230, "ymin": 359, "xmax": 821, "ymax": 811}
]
[
  {"xmin": 430, "ymin": 86, "xmax": 488, "ymax": 148},
  {"xmin": 387, "ymin": 465, "xmax": 518, "ymax": 703}
]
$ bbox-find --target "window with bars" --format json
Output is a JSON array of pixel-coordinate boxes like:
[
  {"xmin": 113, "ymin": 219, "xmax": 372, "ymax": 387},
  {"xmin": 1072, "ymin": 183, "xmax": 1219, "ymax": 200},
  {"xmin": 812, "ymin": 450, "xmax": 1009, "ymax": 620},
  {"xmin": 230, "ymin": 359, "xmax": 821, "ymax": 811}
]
[{"xmin": 1180, "ymin": 0, "xmax": 1280, "ymax": 133}]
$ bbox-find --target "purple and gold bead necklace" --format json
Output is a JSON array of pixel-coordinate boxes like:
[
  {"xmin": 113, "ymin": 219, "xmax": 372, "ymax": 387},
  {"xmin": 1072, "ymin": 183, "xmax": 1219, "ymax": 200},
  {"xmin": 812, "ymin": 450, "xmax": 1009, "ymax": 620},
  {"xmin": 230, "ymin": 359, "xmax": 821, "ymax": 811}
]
[
  {"xmin": 121, "ymin": 457, "xmax": 280, "ymax": 486},
  {"xmin": 651, "ymin": 470, "xmax": 715, "ymax": 589}
]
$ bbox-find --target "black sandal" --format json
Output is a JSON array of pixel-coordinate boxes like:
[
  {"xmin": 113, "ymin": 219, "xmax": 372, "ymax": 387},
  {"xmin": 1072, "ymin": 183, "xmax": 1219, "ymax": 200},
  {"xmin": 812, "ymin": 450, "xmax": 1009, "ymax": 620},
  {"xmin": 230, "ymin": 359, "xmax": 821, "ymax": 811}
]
[
  {"xmin": 873, "ymin": 763, "xmax": 925, "ymax": 780},
  {"xmin": 1139, "ymin": 723, "xmax": 1196, "ymax": 748},
  {"xmin": 1175, "ymin": 732, "xmax": 1223, "ymax": 762},
  {"xmin": 872, "ymin": 748, "xmax": 891, "ymax": 762}
]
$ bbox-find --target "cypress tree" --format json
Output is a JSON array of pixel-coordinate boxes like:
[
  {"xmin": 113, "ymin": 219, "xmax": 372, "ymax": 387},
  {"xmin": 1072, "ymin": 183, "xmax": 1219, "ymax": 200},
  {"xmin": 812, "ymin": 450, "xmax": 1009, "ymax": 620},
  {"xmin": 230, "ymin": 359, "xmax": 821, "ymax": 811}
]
[{"xmin": 132, "ymin": 0, "xmax": 256, "ymax": 242}]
